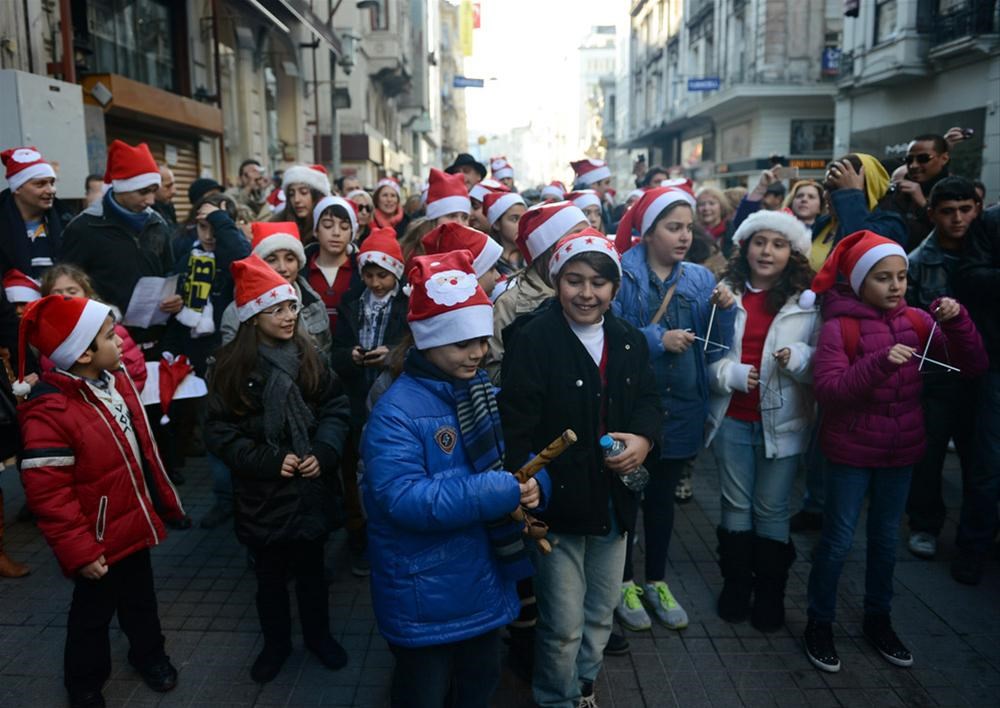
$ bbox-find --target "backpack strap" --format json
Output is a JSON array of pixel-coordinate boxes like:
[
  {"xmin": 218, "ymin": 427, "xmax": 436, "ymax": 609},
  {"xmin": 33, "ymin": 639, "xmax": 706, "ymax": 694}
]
[
  {"xmin": 839, "ymin": 317, "xmax": 861, "ymax": 362},
  {"xmin": 903, "ymin": 308, "xmax": 930, "ymax": 352}
]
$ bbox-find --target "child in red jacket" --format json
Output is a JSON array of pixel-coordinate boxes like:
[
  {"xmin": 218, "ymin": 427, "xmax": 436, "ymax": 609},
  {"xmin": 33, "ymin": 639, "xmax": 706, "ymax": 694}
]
[{"xmin": 15, "ymin": 295, "xmax": 185, "ymax": 708}]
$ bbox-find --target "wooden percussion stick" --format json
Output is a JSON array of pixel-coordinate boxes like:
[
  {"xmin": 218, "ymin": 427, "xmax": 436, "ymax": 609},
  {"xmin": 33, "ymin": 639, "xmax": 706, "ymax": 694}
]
[{"xmin": 514, "ymin": 429, "xmax": 578, "ymax": 483}]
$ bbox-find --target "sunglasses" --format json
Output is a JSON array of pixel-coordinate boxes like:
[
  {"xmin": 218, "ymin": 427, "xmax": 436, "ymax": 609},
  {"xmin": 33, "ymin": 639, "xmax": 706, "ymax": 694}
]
[
  {"xmin": 355, "ymin": 204, "xmax": 373, "ymax": 213},
  {"xmin": 904, "ymin": 153, "xmax": 934, "ymax": 165}
]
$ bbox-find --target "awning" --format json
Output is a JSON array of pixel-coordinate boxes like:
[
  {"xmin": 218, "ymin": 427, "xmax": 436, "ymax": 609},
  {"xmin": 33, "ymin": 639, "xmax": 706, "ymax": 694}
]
[{"xmin": 247, "ymin": 0, "xmax": 343, "ymax": 56}]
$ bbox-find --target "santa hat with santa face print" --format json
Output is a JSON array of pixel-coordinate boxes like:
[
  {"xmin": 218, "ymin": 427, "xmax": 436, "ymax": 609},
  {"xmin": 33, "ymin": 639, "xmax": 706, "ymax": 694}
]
[
  {"xmin": 549, "ymin": 228, "xmax": 622, "ymax": 282},
  {"xmin": 421, "ymin": 222, "xmax": 502, "ymax": 278},
  {"xmin": 12, "ymin": 295, "xmax": 113, "ymax": 395},
  {"xmin": 282, "ymin": 163, "xmax": 331, "ymax": 196},
  {"xmin": 251, "ymin": 221, "xmax": 306, "ymax": 268},
  {"xmin": 358, "ymin": 227, "xmax": 405, "ymax": 279},
  {"xmin": 312, "ymin": 195, "xmax": 358, "ymax": 238},
  {"xmin": 425, "ymin": 168, "xmax": 471, "ymax": 220},
  {"xmin": 613, "ymin": 184, "xmax": 697, "ymax": 254},
  {"xmin": 407, "ymin": 250, "xmax": 493, "ymax": 350},
  {"xmin": 483, "ymin": 190, "xmax": 526, "ymax": 228},
  {"xmin": 570, "ymin": 158, "xmax": 611, "ymax": 187},
  {"xmin": 798, "ymin": 230, "xmax": 907, "ymax": 309},
  {"xmin": 105, "ymin": 140, "xmax": 160, "ymax": 193},
  {"xmin": 468, "ymin": 178, "xmax": 508, "ymax": 204},
  {"xmin": 231, "ymin": 254, "xmax": 298, "ymax": 323},
  {"xmin": 3, "ymin": 270, "xmax": 40, "ymax": 304},
  {"xmin": 515, "ymin": 201, "xmax": 588, "ymax": 265},
  {"xmin": 2, "ymin": 146, "xmax": 56, "ymax": 192},
  {"xmin": 490, "ymin": 156, "xmax": 514, "ymax": 181}
]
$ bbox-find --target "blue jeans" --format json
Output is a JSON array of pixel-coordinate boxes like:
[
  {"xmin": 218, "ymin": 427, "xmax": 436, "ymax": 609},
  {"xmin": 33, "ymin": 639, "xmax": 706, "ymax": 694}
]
[
  {"xmin": 712, "ymin": 418, "xmax": 800, "ymax": 542},
  {"xmin": 807, "ymin": 464, "xmax": 912, "ymax": 624},
  {"xmin": 957, "ymin": 371, "xmax": 1000, "ymax": 556},
  {"xmin": 207, "ymin": 453, "xmax": 233, "ymax": 506},
  {"xmin": 532, "ymin": 518, "xmax": 626, "ymax": 708}
]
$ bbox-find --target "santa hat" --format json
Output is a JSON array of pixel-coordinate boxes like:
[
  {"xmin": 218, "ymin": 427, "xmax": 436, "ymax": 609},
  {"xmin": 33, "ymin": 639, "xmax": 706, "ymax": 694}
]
[
  {"xmin": 231, "ymin": 254, "xmax": 299, "ymax": 323},
  {"xmin": 374, "ymin": 177, "xmax": 402, "ymax": 198},
  {"xmin": 571, "ymin": 158, "xmax": 611, "ymax": 187},
  {"xmin": 421, "ymin": 222, "xmax": 502, "ymax": 277},
  {"xmin": 13, "ymin": 295, "xmax": 112, "ymax": 395},
  {"xmin": 266, "ymin": 188, "xmax": 286, "ymax": 211},
  {"xmin": 613, "ymin": 185, "xmax": 697, "ymax": 254},
  {"xmin": 565, "ymin": 189, "xmax": 601, "ymax": 211},
  {"xmin": 549, "ymin": 228, "xmax": 623, "ymax": 282},
  {"xmin": 483, "ymin": 190, "xmax": 526, "ymax": 227},
  {"xmin": 312, "ymin": 195, "xmax": 358, "ymax": 238},
  {"xmin": 732, "ymin": 209, "xmax": 812, "ymax": 257},
  {"xmin": 541, "ymin": 181, "xmax": 567, "ymax": 202},
  {"xmin": 3, "ymin": 270, "xmax": 40, "ymax": 304},
  {"xmin": 799, "ymin": 230, "xmax": 907, "ymax": 309},
  {"xmin": 1, "ymin": 147, "xmax": 56, "ymax": 192},
  {"xmin": 625, "ymin": 188, "xmax": 645, "ymax": 204},
  {"xmin": 358, "ymin": 227, "xmax": 405, "ymax": 279},
  {"xmin": 490, "ymin": 156, "xmax": 514, "ymax": 180},
  {"xmin": 251, "ymin": 222, "xmax": 306, "ymax": 268},
  {"xmin": 425, "ymin": 168, "xmax": 470, "ymax": 220},
  {"xmin": 156, "ymin": 353, "xmax": 194, "ymax": 425},
  {"xmin": 468, "ymin": 178, "xmax": 508, "ymax": 204},
  {"xmin": 407, "ymin": 250, "xmax": 493, "ymax": 350},
  {"xmin": 282, "ymin": 163, "xmax": 331, "ymax": 196},
  {"xmin": 515, "ymin": 202, "xmax": 588, "ymax": 265},
  {"xmin": 104, "ymin": 140, "xmax": 160, "ymax": 193}
]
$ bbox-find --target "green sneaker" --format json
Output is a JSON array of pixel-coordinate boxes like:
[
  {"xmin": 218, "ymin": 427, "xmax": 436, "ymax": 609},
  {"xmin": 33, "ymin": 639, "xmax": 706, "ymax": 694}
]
[
  {"xmin": 615, "ymin": 581, "xmax": 651, "ymax": 631},
  {"xmin": 644, "ymin": 581, "xmax": 688, "ymax": 630}
]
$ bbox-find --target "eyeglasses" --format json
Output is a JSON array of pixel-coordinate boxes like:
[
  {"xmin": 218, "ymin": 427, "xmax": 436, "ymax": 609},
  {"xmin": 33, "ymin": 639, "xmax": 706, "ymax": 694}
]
[
  {"xmin": 354, "ymin": 204, "xmax": 373, "ymax": 213},
  {"xmin": 904, "ymin": 153, "xmax": 934, "ymax": 165},
  {"xmin": 260, "ymin": 302, "xmax": 300, "ymax": 318}
]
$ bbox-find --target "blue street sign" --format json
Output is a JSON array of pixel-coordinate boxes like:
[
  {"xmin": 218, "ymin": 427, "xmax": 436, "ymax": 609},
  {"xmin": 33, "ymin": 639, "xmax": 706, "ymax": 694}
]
[
  {"xmin": 453, "ymin": 76, "xmax": 485, "ymax": 88},
  {"xmin": 687, "ymin": 77, "xmax": 720, "ymax": 92}
]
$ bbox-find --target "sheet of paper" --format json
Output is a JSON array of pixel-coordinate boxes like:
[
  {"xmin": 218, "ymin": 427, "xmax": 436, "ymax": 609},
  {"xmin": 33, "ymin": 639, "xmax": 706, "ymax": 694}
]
[{"xmin": 122, "ymin": 275, "xmax": 178, "ymax": 329}]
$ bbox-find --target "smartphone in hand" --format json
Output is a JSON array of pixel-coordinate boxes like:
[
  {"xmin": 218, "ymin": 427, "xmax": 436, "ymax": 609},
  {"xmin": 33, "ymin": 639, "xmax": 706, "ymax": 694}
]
[{"xmin": 773, "ymin": 165, "xmax": 800, "ymax": 181}]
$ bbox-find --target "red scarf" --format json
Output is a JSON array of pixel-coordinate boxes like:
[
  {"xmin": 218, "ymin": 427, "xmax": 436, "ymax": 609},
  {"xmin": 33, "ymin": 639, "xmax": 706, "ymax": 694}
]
[
  {"xmin": 706, "ymin": 220, "xmax": 728, "ymax": 242},
  {"xmin": 374, "ymin": 207, "xmax": 403, "ymax": 230}
]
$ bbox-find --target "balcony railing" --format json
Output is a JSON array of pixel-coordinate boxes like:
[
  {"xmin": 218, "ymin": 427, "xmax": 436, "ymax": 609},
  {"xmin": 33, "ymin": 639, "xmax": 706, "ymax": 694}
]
[{"xmin": 932, "ymin": 0, "xmax": 999, "ymax": 45}]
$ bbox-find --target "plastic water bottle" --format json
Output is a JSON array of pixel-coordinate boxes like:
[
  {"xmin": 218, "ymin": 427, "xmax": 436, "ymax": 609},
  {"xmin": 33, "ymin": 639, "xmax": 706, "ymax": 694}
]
[{"xmin": 600, "ymin": 435, "xmax": 650, "ymax": 492}]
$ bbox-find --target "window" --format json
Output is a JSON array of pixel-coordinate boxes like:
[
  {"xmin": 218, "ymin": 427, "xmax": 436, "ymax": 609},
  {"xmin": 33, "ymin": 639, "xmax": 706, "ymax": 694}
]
[
  {"xmin": 371, "ymin": 0, "xmax": 389, "ymax": 30},
  {"xmin": 874, "ymin": 0, "xmax": 899, "ymax": 44},
  {"xmin": 86, "ymin": 0, "xmax": 177, "ymax": 92},
  {"xmin": 791, "ymin": 120, "xmax": 835, "ymax": 155}
]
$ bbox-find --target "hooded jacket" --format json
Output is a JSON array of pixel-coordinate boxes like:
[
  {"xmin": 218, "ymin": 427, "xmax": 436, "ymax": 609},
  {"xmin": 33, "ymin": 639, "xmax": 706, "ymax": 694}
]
[{"xmin": 812, "ymin": 286, "xmax": 987, "ymax": 467}]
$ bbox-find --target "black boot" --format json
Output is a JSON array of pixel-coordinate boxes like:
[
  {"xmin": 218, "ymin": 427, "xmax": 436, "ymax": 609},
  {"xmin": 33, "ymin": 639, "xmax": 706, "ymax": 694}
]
[
  {"xmin": 297, "ymin": 570, "xmax": 347, "ymax": 670},
  {"xmin": 716, "ymin": 528, "xmax": 754, "ymax": 623},
  {"xmin": 252, "ymin": 584, "xmax": 292, "ymax": 683},
  {"xmin": 751, "ymin": 536, "xmax": 796, "ymax": 633}
]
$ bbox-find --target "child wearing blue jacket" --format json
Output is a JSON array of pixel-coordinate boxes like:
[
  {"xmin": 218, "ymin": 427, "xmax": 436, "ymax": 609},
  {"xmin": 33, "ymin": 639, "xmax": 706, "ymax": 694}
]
[
  {"xmin": 611, "ymin": 186, "xmax": 736, "ymax": 633},
  {"xmin": 362, "ymin": 250, "xmax": 545, "ymax": 708}
]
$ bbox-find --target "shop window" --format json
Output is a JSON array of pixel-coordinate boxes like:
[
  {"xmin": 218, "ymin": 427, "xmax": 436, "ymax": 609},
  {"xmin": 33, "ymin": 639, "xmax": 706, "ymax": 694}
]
[
  {"xmin": 874, "ymin": 0, "xmax": 899, "ymax": 44},
  {"xmin": 791, "ymin": 120, "xmax": 835, "ymax": 155},
  {"xmin": 84, "ymin": 0, "xmax": 178, "ymax": 92}
]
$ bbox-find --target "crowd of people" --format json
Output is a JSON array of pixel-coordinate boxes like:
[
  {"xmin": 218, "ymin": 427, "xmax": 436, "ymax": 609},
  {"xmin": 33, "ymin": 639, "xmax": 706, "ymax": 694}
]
[{"xmin": 0, "ymin": 130, "xmax": 996, "ymax": 708}]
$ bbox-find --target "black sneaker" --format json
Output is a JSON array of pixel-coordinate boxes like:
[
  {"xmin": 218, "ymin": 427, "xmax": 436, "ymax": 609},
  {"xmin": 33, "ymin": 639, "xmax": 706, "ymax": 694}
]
[
  {"xmin": 790, "ymin": 510, "xmax": 823, "ymax": 532},
  {"xmin": 803, "ymin": 619, "xmax": 840, "ymax": 673},
  {"xmin": 200, "ymin": 502, "xmax": 233, "ymax": 529},
  {"xmin": 305, "ymin": 636, "xmax": 348, "ymax": 671},
  {"xmin": 69, "ymin": 689, "xmax": 106, "ymax": 708},
  {"xmin": 132, "ymin": 657, "xmax": 178, "ymax": 692},
  {"xmin": 951, "ymin": 552, "xmax": 984, "ymax": 586},
  {"xmin": 250, "ymin": 644, "xmax": 291, "ymax": 683},
  {"xmin": 863, "ymin": 616, "xmax": 913, "ymax": 667},
  {"xmin": 602, "ymin": 632, "xmax": 630, "ymax": 656}
]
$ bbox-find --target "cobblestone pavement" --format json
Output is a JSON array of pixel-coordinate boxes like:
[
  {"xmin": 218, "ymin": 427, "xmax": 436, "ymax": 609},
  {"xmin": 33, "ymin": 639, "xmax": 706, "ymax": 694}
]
[{"xmin": 0, "ymin": 451, "xmax": 997, "ymax": 707}]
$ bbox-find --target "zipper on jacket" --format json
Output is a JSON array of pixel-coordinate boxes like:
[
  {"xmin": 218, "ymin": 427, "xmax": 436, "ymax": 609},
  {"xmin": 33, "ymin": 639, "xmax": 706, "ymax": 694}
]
[{"xmin": 96, "ymin": 496, "xmax": 108, "ymax": 542}]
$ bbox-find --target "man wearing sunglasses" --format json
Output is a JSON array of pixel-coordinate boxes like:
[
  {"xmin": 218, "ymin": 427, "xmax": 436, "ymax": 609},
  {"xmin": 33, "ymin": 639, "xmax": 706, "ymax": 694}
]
[{"xmin": 888, "ymin": 134, "xmax": 952, "ymax": 250}]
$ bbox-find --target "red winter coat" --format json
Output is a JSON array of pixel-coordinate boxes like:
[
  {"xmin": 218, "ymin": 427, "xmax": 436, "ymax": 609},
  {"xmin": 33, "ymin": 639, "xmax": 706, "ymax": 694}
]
[
  {"xmin": 813, "ymin": 286, "xmax": 987, "ymax": 468},
  {"xmin": 17, "ymin": 368, "xmax": 184, "ymax": 576}
]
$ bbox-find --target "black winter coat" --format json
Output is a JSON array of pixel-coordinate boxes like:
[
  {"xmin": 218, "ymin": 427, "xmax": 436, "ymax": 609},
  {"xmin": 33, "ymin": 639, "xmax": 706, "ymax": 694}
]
[
  {"xmin": 954, "ymin": 206, "xmax": 1000, "ymax": 371},
  {"xmin": 498, "ymin": 301, "xmax": 662, "ymax": 536},
  {"xmin": 0, "ymin": 189, "xmax": 72, "ymax": 278},
  {"xmin": 204, "ymin": 359, "xmax": 351, "ymax": 547}
]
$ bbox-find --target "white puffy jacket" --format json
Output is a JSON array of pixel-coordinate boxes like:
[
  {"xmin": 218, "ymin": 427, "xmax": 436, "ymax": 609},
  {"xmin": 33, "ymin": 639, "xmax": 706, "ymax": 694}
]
[{"xmin": 705, "ymin": 288, "xmax": 820, "ymax": 459}]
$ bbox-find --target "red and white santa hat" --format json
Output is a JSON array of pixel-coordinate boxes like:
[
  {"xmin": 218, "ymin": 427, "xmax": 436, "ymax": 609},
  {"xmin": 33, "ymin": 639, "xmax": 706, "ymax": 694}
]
[
  {"xmin": 3, "ymin": 270, "xmax": 41, "ymax": 304},
  {"xmin": 312, "ymin": 195, "xmax": 358, "ymax": 238},
  {"xmin": 104, "ymin": 140, "xmax": 160, "ymax": 193},
  {"xmin": 483, "ymin": 190, "xmax": 526, "ymax": 228},
  {"xmin": 282, "ymin": 163, "xmax": 331, "ymax": 196},
  {"xmin": 407, "ymin": 250, "xmax": 493, "ymax": 350},
  {"xmin": 358, "ymin": 227, "xmax": 405, "ymax": 279},
  {"xmin": 490, "ymin": 156, "xmax": 514, "ymax": 181},
  {"xmin": 13, "ymin": 295, "xmax": 112, "ymax": 394},
  {"xmin": 540, "ymin": 181, "xmax": 567, "ymax": 202},
  {"xmin": 374, "ymin": 176, "xmax": 402, "ymax": 198},
  {"xmin": 515, "ymin": 201, "xmax": 588, "ymax": 265},
  {"xmin": 231, "ymin": 254, "xmax": 299, "ymax": 323},
  {"xmin": 421, "ymin": 222, "xmax": 503, "ymax": 277},
  {"xmin": 800, "ymin": 230, "xmax": 907, "ymax": 309},
  {"xmin": 549, "ymin": 227, "xmax": 623, "ymax": 281},
  {"xmin": 156, "ymin": 353, "xmax": 194, "ymax": 425},
  {"xmin": 251, "ymin": 221, "xmax": 306, "ymax": 268},
  {"xmin": 425, "ymin": 168, "xmax": 470, "ymax": 220},
  {"xmin": 732, "ymin": 209, "xmax": 812, "ymax": 258},
  {"xmin": 1, "ymin": 147, "xmax": 56, "ymax": 193},
  {"xmin": 571, "ymin": 158, "xmax": 611, "ymax": 187},
  {"xmin": 266, "ymin": 187, "xmax": 286, "ymax": 211},
  {"xmin": 613, "ymin": 185, "xmax": 697, "ymax": 254},
  {"xmin": 565, "ymin": 189, "xmax": 601, "ymax": 211},
  {"xmin": 468, "ymin": 178, "xmax": 507, "ymax": 204}
]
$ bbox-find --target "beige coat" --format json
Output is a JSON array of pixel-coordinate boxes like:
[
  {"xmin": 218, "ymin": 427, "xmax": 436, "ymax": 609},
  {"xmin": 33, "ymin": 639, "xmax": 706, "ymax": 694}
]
[{"xmin": 485, "ymin": 266, "xmax": 553, "ymax": 384}]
